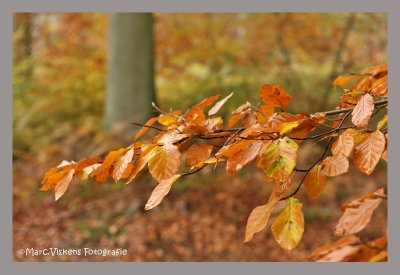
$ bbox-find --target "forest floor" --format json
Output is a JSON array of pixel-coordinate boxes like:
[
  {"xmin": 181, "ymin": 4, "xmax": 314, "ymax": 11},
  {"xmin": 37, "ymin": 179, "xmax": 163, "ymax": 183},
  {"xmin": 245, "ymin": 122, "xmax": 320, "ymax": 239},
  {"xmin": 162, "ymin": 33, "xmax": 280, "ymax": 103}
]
[{"xmin": 13, "ymin": 132, "xmax": 387, "ymax": 262}]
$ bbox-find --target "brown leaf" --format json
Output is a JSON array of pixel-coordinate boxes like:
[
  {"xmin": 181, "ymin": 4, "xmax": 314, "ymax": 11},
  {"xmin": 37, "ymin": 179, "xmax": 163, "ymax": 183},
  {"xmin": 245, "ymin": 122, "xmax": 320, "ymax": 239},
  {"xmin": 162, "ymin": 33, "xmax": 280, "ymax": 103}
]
[
  {"xmin": 334, "ymin": 188, "xmax": 385, "ymax": 237},
  {"xmin": 351, "ymin": 93, "xmax": 374, "ymax": 128},
  {"xmin": 260, "ymin": 84, "xmax": 292, "ymax": 109},
  {"xmin": 321, "ymin": 154, "xmax": 349, "ymax": 176},
  {"xmin": 331, "ymin": 132, "xmax": 354, "ymax": 157},
  {"xmin": 304, "ymin": 165, "xmax": 327, "ymax": 199},
  {"xmin": 186, "ymin": 144, "xmax": 213, "ymax": 167},
  {"xmin": 112, "ymin": 147, "xmax": 135, "ymax": 182},
  {"xmin": 208, "ymin": 92, "xmax": 233, "ymax": 116},
  {"xmin": 145, "ymin": 174, "xmax": 181, "ymax": 210},
  {"xmin": 244, "ymin": 192, "xmax": 280, "ymax": 243},
  {"xmin": 309, "ymin": 235, "xmax": 361, "ymax": 262},
  {"xmin": 148, "ymin": 143, "xmax": 181, "ymax": 182},
  {"xmin": 353, "ymin": 130, "xmax": 385, "ymax": 175}
]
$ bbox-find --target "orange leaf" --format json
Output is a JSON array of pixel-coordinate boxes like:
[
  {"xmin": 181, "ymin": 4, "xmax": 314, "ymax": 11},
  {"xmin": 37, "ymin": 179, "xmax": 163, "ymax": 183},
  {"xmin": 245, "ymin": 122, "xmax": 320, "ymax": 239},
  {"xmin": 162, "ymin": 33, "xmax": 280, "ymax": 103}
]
[
  {"xmin": 145, "ymin": 174, "xmax": 181, "ymax": 210},
  {"xmin": 259, "ymin": 84, "xmax": 292, "ymax": 109},
  {"xmin": 41, "ymin": 161, "xmax": 76, "ymax": 191},
  {"xmin": 186, "ymin": 144, "xmax": 213, "ymax": 167},
  {"xmin": 333, "ymin": 75, "xmax": 360, "ymax": 88},
  {"xmin": 225, "ymin": 140, "xmax": 263, "ymax": 174},
  {"xmin": 334, "ymin": 188, "xmax": 385, "ymax": 237},
  {"xmin": 321, "ymin": 154, "xmax": 349, "ymax": 176},
  {"xmin": 353, "ymin": 130, "xmax": 385, "ymax": 175},
  {"xmin": 134, "ymin": 117, "xmax": 158, "ymax": 140},
  {"xmin": 304, "ymin": 165, "xmax": 327, "ymax": 199},
  {"xmin": 76, "ymin": 157, "xmax": 102, "ymax": 174},
  {"xmin": 112, "ymin": 147, "xmax": 135, "ymax": 182},
  {"xmin": 148, "ymin": 143, "xmax": 181, "ymax": 182},
  {"xmin": 244, "ymin": 192, "xmax": 280, "ymax": 243},
  {"xmin": 331, "ymin": 132, "xmax": 354, "ymax": 157},
  {"xmin": 193, "ymin": 95, "xmax": 220, "ymax": 108},
  {"xmin": 208, "ymin": 92, "xmax": 233, "ymax": 116},
  {"xmin": 91, "ymin": 148, "xmax": 127, "ymax": 183},
  {"xmin": 125, "ymin": 144, "xmax": 157, "ymax": 185},
  {"xmin": 351, "ymin": 93, "xmax": 374, "ymax": 128}
]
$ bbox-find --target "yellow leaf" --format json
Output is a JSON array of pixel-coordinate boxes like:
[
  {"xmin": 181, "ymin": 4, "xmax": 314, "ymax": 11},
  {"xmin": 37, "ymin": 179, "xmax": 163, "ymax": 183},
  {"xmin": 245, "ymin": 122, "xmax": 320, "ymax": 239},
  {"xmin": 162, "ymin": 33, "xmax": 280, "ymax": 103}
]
[
  {"xmin": 377, "ymin": 114, "xmax": 387, "ymax": 131},
  {"xmin": 279, "ymin": 122, "xmax": 299, "ymax": 135},
  {"xmin": 257, "ymin": 137, "xmax": 298, "ymax": 182},
  {"xmin": 271, "ymin": 197, "xmax": 304, "ymax": 253}
]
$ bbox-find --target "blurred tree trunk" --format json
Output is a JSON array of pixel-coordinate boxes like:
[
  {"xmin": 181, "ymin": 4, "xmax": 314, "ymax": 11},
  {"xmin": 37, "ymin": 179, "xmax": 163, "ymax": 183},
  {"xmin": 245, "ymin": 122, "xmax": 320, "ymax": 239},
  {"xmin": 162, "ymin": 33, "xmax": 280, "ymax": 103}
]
[
  {"xmin": 104, "ymin": 13, "xmax": 155, "ymax": 130},
  {"xmin": 13, "ymin": 13, "xmax": 33, "ymax": 79}
]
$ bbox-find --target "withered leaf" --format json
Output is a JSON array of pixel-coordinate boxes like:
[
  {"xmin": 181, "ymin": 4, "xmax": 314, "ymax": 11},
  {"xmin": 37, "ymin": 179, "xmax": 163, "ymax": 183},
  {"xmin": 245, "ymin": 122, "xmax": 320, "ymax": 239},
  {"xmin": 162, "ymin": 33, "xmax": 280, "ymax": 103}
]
[
  {"xmin": 353, "ymin": 130, "xmax": 385, "ymax": 175},
  {"xmin": 186, "ymin": 144, "xmax": 214, "ymax": 167},
  {"xmin": 351, "ymin": 93, "xmax": 374, "ymax": 128},
  {"xmin": 334, "ymin": 188, "xmax": 385, "ymax": 237}
]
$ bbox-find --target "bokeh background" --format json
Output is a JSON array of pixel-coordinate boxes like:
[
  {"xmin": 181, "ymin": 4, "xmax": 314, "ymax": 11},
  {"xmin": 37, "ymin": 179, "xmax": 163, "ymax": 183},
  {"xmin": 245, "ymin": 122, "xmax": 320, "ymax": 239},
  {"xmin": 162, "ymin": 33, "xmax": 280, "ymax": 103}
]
[{"xmin": 13, "ymin": 13, "xmax": 387, "ymax": 262}]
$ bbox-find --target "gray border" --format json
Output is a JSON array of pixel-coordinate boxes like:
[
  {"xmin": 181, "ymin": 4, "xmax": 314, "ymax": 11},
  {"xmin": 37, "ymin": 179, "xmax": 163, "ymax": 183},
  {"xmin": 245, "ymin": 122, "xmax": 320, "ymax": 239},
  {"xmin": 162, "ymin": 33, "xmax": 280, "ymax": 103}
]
[{"xmin": 1, "ymin": 0, "xmax": 398, "ymax": 274}]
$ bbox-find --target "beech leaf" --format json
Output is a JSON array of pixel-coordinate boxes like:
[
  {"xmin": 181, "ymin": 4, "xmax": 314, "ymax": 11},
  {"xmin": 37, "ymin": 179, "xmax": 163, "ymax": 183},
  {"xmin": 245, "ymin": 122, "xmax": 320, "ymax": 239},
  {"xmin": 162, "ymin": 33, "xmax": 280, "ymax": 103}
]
[
  {"xmin": 271, "ymin": 197, "xmax": 304, "ymax": 253},
  {"xmin": 186, "ymin": 144, "xmax": 213, "ymax": 167},
  {"xmin": 145, "ymin": 174, "xmax": 181, "ymax": 210},
  {"xmin": 304, "ymin": 165, "xmax": 327, "ymax": 199},
  {"xmin": 353, "ymin": 130, "xmax": 385, "ymax": 175},
  {"xmin": 321, "ymin": 154, "xmax": 349, "ymax": 177},
  {"xmin": 148, "ymin": 143, "xmax": 181, "ymax": 182},
  {"xmin": 351, "ymin": 93, "xmax": 374, "ymax": 128},
  {"xmin": 259, "ymin": 84, "xmax": 292, "ymax": 109},
  {"xmin": 208, "ymin": 92, "xmax": 233, "ymax": 116}
]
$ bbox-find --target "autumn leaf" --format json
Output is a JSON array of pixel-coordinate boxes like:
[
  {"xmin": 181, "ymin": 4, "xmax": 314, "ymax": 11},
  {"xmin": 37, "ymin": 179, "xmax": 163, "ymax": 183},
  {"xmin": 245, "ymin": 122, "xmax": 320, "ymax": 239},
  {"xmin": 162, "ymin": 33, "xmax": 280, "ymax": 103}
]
[
  {"xmin": 334, "ymin": 188, "xmax": 385, "ymax": 237},
  {"xmin": 304, "ymin": 165, "xmax": 327, "ymax": 199},
  {"xmin": 75, "ymin": 157, "xmax": 102, "ymax": 174},
  {"xmin": 224, "ymin": 140, "xmax": 263, "ymax": 174},
  {"xmin": 186, "ymin": 144, "xmax": 213, "ymax": 167},
  {"xmin": 148, "ymin": 143, "xmax": 181, "ymax": 182},
  {"xmin": 208, "ymin": 92, "xmax": 233, "ymax": 116},
  {"xmin": 321, "ymin": 154, "xmax": 349, "ymax": 177},
  {"xmin": 91, "ymin": 148, "xmax": 127, "ymax": 183},
  {"xmin": 145, "ymin": 174, "xmax": 181, "ymax": 210},
  {"xmin": 257, "ymin": 137, "xmax": 298, "ymax": 182},
  {"xmin": 125, "ymin": 144, "xmax": 157, "ymax": 185},
  {"xmin": 377, "ymin": 114, "xmax": 387, "ymax": 131},
  {"xmin": 40, "ymin": 161, "xmax": 76, "ymax": 191},
  {"xmin": 260, "ymin": 84, "xmax": 292, "ymax": 109},
  {"xmin": 331, "ymin": 132, "xmax": 354, "ymax": 157},
  {"xmin": 333, "ymin": 75, "xmax": 360, "ymax": 88},
  {"xmin": 309, "ymin": 235, "xmax": 361, "ymax": 262},
  {"xmin": 112, "ymin": 147, "xmax": 135, "ymax": 182},
  {"xmin": 279, "ymin": 122, "xmax": 299, "ymax": 135},
  {"xmin": 134, "ymin": 117, "xmax": 158, "ymax": 140},
  {"xmin": 370, "ymin": 76, "xmax": 388, "ymax": 97},
  {"xmin": 193, "ymin": 94, "xmax": 219, "ymax": 108},
  {"xmin": 54, "ymin": 168, "xmax": 75, "ymax": 201},
  {"xmin": 382, "ymin": 134, "xmax": 388, "ymax": 161},
  {"xmin": 353, "ymin": 130, "xmax": 385, "ymax": 175},
  {"xmin": 271, "ymin": 197, "xmax": 304, "ymax": 253},
  {"xmin": 244, "ymin": 191, "xmax": 280, "ymax": 243},
  {"xmin": 351, "ymin": 93, "xmax": 374, "ymax": 128}
]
